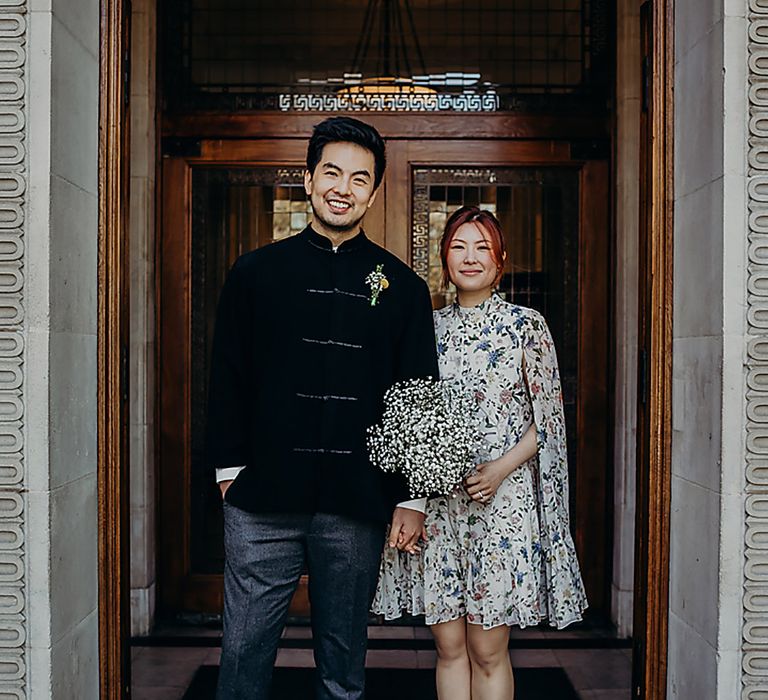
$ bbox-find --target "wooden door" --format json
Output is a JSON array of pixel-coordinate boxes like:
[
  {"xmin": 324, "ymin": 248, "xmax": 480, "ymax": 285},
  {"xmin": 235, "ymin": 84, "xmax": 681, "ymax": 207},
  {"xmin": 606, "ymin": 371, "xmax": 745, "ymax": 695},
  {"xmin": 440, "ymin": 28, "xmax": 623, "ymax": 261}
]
[
  {"xmin": 158, "ymin": 134, "xmax": 611, "ymax": 623},
  {"xmin": 159, "ymin": 140, "xmax": 385, "ymax": 616},
  {"xmin": 383, "ymin": 140, "xmax": 611, "ymax": 617}
]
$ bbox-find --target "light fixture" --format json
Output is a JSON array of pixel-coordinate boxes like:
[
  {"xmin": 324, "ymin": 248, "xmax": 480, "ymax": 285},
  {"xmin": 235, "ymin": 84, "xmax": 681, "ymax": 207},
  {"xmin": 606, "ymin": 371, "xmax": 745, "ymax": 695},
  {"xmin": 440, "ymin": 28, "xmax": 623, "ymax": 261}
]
[
  {"xmin": 282, "ymin": 0, "xmax": 499, "ymax": 111},
  {"xmin": 337, "ymin": 0, "xmax": 435, "ymax": 95}
]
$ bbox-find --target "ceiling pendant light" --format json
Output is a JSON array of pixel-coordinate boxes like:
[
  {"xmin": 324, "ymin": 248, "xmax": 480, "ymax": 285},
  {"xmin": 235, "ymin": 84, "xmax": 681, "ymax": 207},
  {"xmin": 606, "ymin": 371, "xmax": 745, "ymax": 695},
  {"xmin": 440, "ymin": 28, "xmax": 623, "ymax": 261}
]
[{"xmin": 338, "ymin": 0, "xmax": 435, "ymax": 95}]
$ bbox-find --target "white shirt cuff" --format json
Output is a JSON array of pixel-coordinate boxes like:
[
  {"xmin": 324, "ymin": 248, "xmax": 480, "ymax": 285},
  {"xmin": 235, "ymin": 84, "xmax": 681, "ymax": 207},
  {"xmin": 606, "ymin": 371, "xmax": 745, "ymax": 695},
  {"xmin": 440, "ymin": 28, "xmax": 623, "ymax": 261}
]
[
  {"xmin": 216, "ymin": 469, "xmax": 426, "ymax": 515},
  {"xmin": 216, "ymin": 466, "xmax": 244, "ymax": 483},
  {"xmin": 396, "ymin": 498, "xmax": 427, "ymax": 514}
]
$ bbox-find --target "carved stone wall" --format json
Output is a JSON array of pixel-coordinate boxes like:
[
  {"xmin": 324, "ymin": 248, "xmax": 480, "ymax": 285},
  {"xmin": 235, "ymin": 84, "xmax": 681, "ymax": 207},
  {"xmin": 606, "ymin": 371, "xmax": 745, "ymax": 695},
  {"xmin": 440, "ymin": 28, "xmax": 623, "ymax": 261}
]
[
  {"xmin": 746, "ymin": 2, "xmax": 768, "ymax": 697},
  {"xmin": 0, "ymin": 1, "xmax": 25, "ymax": 697}
]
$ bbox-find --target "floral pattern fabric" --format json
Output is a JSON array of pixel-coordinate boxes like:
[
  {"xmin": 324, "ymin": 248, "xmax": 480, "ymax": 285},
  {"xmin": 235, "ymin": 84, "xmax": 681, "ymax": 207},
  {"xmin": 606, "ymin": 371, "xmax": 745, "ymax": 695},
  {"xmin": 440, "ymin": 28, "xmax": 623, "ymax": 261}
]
[{"xmin": 372, "ymin": 294, "xmax": 588, "ymax": 630}]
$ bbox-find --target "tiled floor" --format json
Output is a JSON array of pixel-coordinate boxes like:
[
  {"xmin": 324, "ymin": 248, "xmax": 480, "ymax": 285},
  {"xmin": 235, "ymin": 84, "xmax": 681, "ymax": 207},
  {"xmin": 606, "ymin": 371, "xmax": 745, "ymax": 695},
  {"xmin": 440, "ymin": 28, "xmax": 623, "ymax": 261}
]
[{"xmin": 131, "ymin": 627, "xmax": 632, "ymax": 700}]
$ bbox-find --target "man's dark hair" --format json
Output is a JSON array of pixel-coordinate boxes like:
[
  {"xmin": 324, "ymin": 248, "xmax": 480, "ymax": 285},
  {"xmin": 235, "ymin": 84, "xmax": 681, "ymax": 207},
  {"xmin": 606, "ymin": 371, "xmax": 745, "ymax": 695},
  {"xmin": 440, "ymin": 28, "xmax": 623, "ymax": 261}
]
[{"xmin": 307, "ymin": 117, "xmax": 386, "ymax": 189}]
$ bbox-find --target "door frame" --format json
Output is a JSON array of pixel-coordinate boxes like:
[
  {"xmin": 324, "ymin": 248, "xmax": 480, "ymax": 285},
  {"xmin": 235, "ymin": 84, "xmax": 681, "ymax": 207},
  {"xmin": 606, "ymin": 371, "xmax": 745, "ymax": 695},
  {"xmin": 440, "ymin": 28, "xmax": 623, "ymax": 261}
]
[
  {"xmin": 632, "ymin": 1, "xmax": 674, "ymax": 698},
  {"xmin": 98, "ymin": 1, "xmax": 675, "ymax": 697},
  {"xmin": 157, "ymin": 137, "xmax": 612, "ymax": 619},
  {"xmin": 98, "ymin": 0, "xmax": 131, "ymax": 698}
]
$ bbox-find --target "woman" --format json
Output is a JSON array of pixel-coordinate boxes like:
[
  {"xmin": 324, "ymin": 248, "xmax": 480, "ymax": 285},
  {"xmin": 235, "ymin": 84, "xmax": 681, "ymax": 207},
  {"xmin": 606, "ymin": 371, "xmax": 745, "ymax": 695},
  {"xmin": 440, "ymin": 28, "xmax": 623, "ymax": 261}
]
[{"xmin": 372, "ymin": 206, "xmax": 587, "ymax": 699}]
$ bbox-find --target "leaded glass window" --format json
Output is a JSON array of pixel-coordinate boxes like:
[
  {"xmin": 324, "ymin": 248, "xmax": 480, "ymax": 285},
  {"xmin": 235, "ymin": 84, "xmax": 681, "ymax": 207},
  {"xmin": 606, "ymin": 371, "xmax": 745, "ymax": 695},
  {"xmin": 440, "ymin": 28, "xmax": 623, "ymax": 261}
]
[{"xmin": 162, "ymin": 0, "xmax": 611, "ymax": 112}]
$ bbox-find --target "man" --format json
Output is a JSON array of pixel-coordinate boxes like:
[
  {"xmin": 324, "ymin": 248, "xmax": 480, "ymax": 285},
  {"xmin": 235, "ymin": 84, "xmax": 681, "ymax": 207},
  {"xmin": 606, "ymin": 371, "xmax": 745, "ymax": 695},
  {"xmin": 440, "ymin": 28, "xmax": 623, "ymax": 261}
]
[{"xmin": 207, "ymin": 116, "xmax": 438, "ymax": 699}]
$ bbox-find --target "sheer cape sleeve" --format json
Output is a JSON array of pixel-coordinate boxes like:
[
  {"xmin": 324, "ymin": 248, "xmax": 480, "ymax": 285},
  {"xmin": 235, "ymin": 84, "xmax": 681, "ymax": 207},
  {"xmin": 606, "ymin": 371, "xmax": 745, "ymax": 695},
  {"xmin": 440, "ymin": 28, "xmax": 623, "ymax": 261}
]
[{"xmin": 522, "ymin": 310, "xmax": 588, "ymax": 628}]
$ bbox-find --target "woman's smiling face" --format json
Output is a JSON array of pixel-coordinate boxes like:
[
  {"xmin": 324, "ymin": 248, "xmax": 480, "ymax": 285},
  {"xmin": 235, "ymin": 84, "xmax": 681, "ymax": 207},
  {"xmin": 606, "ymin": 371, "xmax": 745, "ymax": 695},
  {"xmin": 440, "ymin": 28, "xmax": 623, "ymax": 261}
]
[{"xmin": 445, "ymin": 222, "xmax": 500, "ymax": 295}]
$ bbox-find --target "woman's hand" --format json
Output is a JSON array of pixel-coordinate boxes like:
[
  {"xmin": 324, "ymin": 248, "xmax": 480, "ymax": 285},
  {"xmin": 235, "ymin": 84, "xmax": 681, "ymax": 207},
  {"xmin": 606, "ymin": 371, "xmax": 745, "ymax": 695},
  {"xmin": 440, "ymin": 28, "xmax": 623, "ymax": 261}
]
[
  {"xmin": 465, "ymin": 426, "xmax": 539, "ymax": 504},
  {"xmin": 464, "ymin": 460, "xmax": 508, "ymax": 504}
]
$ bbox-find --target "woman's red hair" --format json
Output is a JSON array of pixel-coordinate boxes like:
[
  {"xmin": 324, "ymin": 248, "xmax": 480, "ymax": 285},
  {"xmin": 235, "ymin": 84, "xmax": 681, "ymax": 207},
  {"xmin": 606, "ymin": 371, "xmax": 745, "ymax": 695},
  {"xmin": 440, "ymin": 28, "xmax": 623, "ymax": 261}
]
[{"xmin": 439, "ymin": 206, "xmax": 506, "ymax": 288}]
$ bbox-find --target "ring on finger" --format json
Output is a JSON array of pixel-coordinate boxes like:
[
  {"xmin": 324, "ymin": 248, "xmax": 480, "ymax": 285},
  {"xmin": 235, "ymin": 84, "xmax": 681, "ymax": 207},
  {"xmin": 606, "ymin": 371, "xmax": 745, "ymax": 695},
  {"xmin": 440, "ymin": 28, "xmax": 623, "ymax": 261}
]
[{"xmin": 478, "ymin": 490, "xmax": 484, "ymax": 500}]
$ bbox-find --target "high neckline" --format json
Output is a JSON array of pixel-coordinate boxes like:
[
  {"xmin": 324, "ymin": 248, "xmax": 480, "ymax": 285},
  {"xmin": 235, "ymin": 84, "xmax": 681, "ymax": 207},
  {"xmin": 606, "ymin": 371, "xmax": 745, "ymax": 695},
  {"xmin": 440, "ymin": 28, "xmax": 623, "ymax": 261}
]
[
  {"xmin": 302, "ymin": 225, "xmax": 368, "ymax": 253},
  {"xmin": 453, "ymin": 293, "xmax": 500, "ymax": 318}
]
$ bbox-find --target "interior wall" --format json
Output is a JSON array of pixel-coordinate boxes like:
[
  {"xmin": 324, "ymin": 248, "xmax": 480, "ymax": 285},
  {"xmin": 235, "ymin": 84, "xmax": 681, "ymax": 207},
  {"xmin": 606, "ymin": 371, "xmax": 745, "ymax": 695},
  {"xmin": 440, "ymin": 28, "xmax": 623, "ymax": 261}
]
[
  {"xmin": 129, "ymin": 0, "xmax": 158, "ymax": 637},
  {"xmin": 612, "ymin": 0, "xmax": 641, "ymax": 638}
]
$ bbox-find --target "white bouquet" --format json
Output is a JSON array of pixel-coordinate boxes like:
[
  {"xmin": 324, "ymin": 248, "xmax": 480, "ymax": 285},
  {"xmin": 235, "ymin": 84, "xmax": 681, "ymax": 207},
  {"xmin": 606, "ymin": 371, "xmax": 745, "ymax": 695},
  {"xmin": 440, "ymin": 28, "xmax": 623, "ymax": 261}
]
[{"xmin": 367, "ymin": 377, "xmax": 478, "ymax": 498}]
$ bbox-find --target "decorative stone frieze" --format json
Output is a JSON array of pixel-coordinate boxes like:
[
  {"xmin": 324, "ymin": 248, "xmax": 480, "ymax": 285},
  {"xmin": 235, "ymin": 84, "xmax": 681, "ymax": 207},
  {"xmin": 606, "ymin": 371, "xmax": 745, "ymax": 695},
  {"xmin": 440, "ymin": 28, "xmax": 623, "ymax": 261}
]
[{"xmin": 746, "ymin": 2, "xmax": 768, "ymax": 698}]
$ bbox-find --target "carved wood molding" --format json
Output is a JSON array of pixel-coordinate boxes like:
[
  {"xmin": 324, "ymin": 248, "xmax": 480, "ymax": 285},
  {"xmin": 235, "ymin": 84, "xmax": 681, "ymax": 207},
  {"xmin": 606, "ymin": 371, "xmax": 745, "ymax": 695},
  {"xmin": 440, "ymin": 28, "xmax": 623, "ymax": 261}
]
[
  {"xmin": 161, "ymin": 112, "xmax": 610, "ymax": 141},
  {"xmin": 744, "ymin": 2, "xmax": 768, "ymax": 697},
  {"xmin": 0, "ymin": 1, "xmax": 26, "ymax": 698},
  {"xmin": 98, "ymin": 0, "xmax": 129, "ymax": 697}
]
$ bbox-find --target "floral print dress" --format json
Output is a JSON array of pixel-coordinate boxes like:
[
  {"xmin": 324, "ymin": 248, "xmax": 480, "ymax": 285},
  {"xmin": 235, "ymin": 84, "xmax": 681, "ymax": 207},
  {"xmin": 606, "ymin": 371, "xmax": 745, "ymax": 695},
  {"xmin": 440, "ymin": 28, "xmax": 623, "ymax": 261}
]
[{"xmin": 372, "ymin": 294, "xmax": 588, "ymax": 630}]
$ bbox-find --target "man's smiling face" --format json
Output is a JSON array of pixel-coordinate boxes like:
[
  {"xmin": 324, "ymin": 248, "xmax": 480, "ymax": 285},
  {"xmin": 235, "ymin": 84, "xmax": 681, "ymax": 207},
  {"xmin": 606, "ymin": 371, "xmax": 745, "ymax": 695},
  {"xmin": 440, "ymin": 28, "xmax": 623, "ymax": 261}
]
[{"xmin": 304, "ymin": 141, "xmax": 378, "ymax": 236}]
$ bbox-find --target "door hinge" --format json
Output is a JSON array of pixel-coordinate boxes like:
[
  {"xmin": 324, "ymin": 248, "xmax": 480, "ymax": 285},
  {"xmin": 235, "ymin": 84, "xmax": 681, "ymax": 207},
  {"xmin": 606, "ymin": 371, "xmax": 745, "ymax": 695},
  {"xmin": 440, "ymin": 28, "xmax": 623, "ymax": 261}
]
[
  {"xmin": 641, "ymin": 55, "xmax": 650, "ymax": 114},
  {"xmin": 121, "ymin": 344, "xmax": 129, "ymax": 404},
  {"xmin": 123, "ymin": 48, "xmax": 131, "ymax": 108},
  {"xmin": 640, "ymin": 1, "xmax": 651, "ymax": 114}
]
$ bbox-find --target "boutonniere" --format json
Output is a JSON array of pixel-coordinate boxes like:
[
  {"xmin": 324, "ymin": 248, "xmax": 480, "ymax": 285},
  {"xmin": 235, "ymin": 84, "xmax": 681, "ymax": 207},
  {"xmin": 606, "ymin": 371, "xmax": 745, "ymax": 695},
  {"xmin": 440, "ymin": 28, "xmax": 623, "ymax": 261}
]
[{"xmin": 365, "ymin": 264, "xmax": 389, "ymax": 306}]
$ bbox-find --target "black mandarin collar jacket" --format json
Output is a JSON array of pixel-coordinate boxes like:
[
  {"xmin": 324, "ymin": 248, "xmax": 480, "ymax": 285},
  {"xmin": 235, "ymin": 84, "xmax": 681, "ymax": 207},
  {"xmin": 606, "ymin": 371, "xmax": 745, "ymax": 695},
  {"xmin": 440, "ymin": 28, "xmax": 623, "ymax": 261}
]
[{"xmin": 206, "ymin": 226, "xmax": 439, "ymax": 523}]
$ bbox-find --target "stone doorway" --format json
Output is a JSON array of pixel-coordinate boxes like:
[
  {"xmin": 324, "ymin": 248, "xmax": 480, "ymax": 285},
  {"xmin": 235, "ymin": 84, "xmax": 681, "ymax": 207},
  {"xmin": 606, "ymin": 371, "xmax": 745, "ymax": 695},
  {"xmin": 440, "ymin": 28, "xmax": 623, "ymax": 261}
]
[{"xmin": 103, "ymin": 0, "xmax": 675, "ymax": 697}]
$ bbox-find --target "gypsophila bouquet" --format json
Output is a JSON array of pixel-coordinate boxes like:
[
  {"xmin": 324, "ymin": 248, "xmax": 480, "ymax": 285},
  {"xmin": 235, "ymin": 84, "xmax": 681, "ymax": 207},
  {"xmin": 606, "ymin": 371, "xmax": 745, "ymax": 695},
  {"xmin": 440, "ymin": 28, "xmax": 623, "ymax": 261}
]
[{"xmin": 367, "ymin": 377, "xmax": 478, "ymax": 498}]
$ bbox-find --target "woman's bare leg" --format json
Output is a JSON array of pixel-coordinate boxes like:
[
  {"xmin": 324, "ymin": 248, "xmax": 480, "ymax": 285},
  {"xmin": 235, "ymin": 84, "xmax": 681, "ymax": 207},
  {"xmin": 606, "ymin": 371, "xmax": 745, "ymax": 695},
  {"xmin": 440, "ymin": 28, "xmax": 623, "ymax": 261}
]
[
  {"xmin": 466, "ymin": 623, "xmax": 514, "ymax": 699},
  {"xmin": 430, "ymin": 617, "xmax": 471, "ymax": 700}
]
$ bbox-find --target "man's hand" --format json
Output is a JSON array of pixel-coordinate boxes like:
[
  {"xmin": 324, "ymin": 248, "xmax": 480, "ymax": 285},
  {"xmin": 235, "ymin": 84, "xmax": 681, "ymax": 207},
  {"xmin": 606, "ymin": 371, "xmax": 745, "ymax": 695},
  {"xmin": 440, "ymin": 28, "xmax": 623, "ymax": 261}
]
[
  {"xmin": 388, "ymin": 506, "xmax": 426, "ymax": 554},
  {"xmin": 219, "ymin": 480, "xmax": 234, "ymax": 499}
]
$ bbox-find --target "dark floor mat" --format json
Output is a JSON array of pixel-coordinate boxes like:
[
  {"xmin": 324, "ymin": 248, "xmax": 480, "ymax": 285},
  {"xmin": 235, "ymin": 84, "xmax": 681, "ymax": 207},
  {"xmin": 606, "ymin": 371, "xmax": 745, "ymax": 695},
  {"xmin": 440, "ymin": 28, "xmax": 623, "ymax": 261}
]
[{"xmin": 183, "ymin": 665, "xmax": 580, "ymax": 699}]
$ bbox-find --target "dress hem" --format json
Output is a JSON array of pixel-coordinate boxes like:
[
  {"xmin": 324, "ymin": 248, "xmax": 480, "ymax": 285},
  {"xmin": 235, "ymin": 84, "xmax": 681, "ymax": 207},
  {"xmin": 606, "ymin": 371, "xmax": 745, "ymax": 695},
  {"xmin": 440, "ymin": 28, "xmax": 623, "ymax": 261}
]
[{"xmin": 371, "ymin": 605, "xmax": 587, "ymax": 632}]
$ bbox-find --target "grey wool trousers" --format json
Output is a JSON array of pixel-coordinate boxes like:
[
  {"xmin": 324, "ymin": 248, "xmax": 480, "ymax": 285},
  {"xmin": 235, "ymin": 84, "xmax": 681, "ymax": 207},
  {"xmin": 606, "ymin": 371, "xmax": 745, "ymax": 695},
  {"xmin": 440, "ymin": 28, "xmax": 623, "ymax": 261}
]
[{"xmin": 216, "ymin": 503, "xmax": 385, "ymax": 700}]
